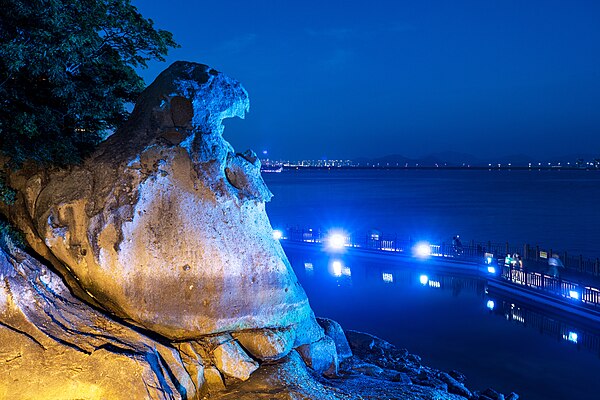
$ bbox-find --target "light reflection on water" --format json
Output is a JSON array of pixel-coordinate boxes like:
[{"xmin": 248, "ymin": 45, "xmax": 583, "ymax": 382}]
[
  {"xmin": 286, "ymin": 245, "xmax": 600, "ymax": 400},
  {"xmin": 264, "ymin": 170, "xmax": 600, "ymax": 258}
]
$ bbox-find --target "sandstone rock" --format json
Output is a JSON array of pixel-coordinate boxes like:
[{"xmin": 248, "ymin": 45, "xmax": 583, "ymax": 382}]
[
  {"xmin": 316, "ymin": 317, "xmax": 352, "ymax": 360},
  {"xmin": 0, "ymin": 329, "xmax": 150, "ymax": 400},
  {"xmin": 351, "ymin": 362, "xmax": 384, "ymax": 376},
  {"xmin": 175, "ymin": 342, "xmax": 205, "ymax": 394},
  {"xmin": 345, "ymin": 329, "xmax": 395, "ymax": 357},
  {"xmin": 482, "ymin": 387, "xmax": 504, "ymax": 400},
  {"xmin": 203, "ymin": 366, "xmax": 226, "ymax": 392},
  {"xmin": 296, "ymin": 335, "xmax": 338, "ymax": 376},
  {"xmin": 213, "ymin": 339, "xmax": 259, "ymax": 381},
  {"xmin": 0, "ymin": 241, "xmax": 196, "ymax": 399},
  {"xmin": 438, "ymin": 371, "xmax": 473, "ymax": 398},
  {"xmin": 2, "ymin": 61, "xmax": 322, "ymax": 344},
  {"xmin": 232, "ymin": 328, "xmax": 295, "ymax": 361},
  {"xmin": 449, "ymin": 369, "xmax": 466, "ymax": 383},
  {"xmin": 217, "ymin": 351, "xmax": 349, "ymax": 400}
]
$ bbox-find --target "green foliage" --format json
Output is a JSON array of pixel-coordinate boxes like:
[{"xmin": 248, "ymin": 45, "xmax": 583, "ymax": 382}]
[
  {"xmin": 0, "ymin": 217, "xmax": 26, "ymax": 251},
  {"xmin": 0, "ymin": 0, "xmax": 178, "ymax": 170},
  {"xmin": 0, "ymin": 172, "xmax": 16, "ymax": 205}
]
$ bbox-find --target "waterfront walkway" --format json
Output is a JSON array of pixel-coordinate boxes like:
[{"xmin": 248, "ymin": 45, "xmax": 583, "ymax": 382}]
[{"xmin": 278, "ymin": 227, "xmax": 600, "ymax": 314}]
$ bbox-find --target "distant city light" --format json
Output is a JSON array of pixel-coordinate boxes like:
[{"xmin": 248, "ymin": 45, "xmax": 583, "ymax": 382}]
[
  {"xmin": 382, "ymin": 272, "xmax": 394, "ymax": 283},
  {"xmin": 487, "ymin": 266, "xmax": 496, "ymax": 274},
  {"xmin": 419, "ymin": 275, "xmax": 429, "ymax": 285},
  {"xmin": 327, "ymin": 232, "xmax": 347, "ymax": 250},
  {"xmin": 414, "ymin": 242, "xmax": 431, "ymax": 257},
  {"xmin": 487, "ymin": 300, "xmax": 495, "ymax": 310},
  {"xmin": 569, "ymin": 290, "xmax": 580, "ymax": 300},
  {"xmin": 272, "ymin": 229, "xmax": 283, "ymax": 240},
  {"xmin": 332, "ymin": 260, "xmax": 343, "ymax": 277}
]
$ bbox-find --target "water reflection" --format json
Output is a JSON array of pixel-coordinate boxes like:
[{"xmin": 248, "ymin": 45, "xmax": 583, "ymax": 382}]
[
  {"xmin": 485, "ymin": 291, "xmax": 600, "ymax": 356},
  {"xmin": 285, "ymin": 244, "xmax": 600, "ymax": 399}
]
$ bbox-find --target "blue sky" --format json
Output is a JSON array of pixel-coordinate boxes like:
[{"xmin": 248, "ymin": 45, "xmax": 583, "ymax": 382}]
[{"xmin": 132, "ymin": 0, "xmax": 600, "ymax": 160}]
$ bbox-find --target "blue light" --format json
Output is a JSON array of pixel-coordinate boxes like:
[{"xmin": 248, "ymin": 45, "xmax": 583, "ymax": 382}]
[
  {"xmin": 272, "ymin": 229, "xmax": 283, "ymax": 240},
  {"xmin": 569, "ymin": 290, "xmax": 580, "ymax": 300},
  {"xmin": 487, "ymin": 266, "xmax": 496, "ymax": 274},
  {"xmin": 486, "ymin": 256, "xmax": 493, "ymax": 264},
  {"xmin": 419, "ymin": 275, "xmax": 429, "ymax": 285},
  {"xmin": 327, "ymin": 232, "xmax": 347, "ymax": 250},
  {"xmin": 414, "ymin": 242, "xmax": 431, "ymax": 257},
  {"xmin": 486, "ymin": 300, "xmax": 495, "ymax": 310},
  {"xmin": 567, "ymin": 332, "xmax": 578, "ymax": 343}
]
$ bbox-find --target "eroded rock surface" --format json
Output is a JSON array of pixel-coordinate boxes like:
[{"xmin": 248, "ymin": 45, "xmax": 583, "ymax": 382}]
[
  {"xmin": 0, "ymin": 61, "xmax": 513, "ymax": 399},
  {"xmin": 2, "ymin": 61, "xmax": 320, "ymax": 343},
  {"xmin": 0, "ymin": 241, "xmax": 195, "ymax": 399}
]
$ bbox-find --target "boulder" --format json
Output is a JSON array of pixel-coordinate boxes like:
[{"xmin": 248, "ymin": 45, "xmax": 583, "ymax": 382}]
[
  {"xmin": 317, "ymin": 317, "xmax": 353, "ymax": 360},
  {"xmin": 2, "ymin": 61, "xmax": 322, "ymax": 343},
  {"xmin": 438, "ymin": 371, "xmax": 472, "ymax": 398},
  {"xmin": 213, "ymin": 340, "xmax": 259, "ymax": 381},
  {"xmin": 296, "ymin": 336, "xmax": 339, "ymax": 376},
  {"xmin": 232, "ymin": 328, "xmax": 295, "ymax": 361}
]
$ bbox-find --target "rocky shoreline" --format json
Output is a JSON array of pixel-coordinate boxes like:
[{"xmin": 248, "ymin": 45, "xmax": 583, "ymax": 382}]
[{"xmin": 0, "ymin": 61, "xmax": 516, "ymax": 399}]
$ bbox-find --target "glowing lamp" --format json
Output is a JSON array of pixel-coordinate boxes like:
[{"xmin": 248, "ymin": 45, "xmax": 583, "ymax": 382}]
[
  {"xmin": 327, "ymin": 232, "xmax": 347, "ymax": 250},
  {"xmin": 487, "ymin": 266, "xmax": 496, "ymax": 274},
  {"xmin": 272, "ymin": 229, "xmax": 283, "ymax": 240},
  {"xmin": 567, "ymin": 332, "xmax": 578, "ymax": 343},
  {"xmin": 486, "ymin": 257, "xmax": 493, "ymax": 264},
  {"xmin": 486, "ymin": 300, "xmax": 495, "ymax": 310},
  {"xmin": 419, "ymin": 275, "xmax": 429, "ymax": 285},
  {"xmin": 414, "ymin": 242, "xmax": 431, "ymax": 257},
  {"xmin": 569, "ymin": 290, "xmax": 580, "ymax": 300}
]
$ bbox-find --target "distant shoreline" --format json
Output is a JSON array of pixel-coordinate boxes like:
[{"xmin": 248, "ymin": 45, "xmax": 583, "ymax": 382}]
[{"xmin": 276, "ymin": 165, "xmax": 600, "ymax": 171}]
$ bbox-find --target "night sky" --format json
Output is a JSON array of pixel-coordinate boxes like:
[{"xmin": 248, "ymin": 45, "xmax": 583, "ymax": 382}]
[{"xmin": 132, "ymin": 0, "xmax": 600, "ymax": 161}]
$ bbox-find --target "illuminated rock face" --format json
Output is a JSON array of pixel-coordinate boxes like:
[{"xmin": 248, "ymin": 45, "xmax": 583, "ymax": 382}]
[
  {"xmin": 6, "ymin": 62, "xmax": 321, "ymax": 343},
  {"xmin": 0, "ymin": 242, "xmax": 196, "ymax": 400}
]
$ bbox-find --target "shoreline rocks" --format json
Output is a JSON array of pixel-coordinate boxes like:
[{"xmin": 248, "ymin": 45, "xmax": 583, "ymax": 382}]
[{"xmin": 0, "ymin": 61, "xmax": 516, "ymax": 399}]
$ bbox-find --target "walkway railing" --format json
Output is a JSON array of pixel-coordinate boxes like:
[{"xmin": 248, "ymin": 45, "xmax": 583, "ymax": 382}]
[
  {"xmin": 280, "ymin": 226, "xmax": 600, "ymax": 310},
  {"xmin": 282, "ymin": 227, "xmax": 600, "ymax": 277},
  {"xmin": 501, "ymin": 264, "xmax": 600, "ymax": 309}
]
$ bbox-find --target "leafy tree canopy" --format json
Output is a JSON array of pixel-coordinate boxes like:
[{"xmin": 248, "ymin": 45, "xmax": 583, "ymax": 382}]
[{"xmin": 0, "ymin": 0, "xmax": 177, "ymax": 176}]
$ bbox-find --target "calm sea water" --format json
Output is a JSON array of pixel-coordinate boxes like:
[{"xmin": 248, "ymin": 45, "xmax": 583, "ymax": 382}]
[
  {"xmin": 264, "ymin": 170, "xmax": 600, "ymax": 400},
  {"xmin": 264, "ymin": 169, "xmax": 600, "ymax": 258},
  {"xmin": 284, "ymin": 244, "xmax": 600, "ymax": 400}
]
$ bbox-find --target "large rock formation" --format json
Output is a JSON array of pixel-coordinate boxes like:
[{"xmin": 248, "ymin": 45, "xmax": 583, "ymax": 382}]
[
  {"xmin": 0, "ymin": 61, "xmax": 510, "ymax": 399},
  {"xmin": 3, "ymin": 61, "xmax": 320, "ymax": 343}
]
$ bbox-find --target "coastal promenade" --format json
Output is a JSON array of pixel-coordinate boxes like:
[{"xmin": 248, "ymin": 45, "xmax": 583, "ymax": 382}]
[{"xmin": 277, "ymin": 227, "xmax": 600, "ymax": 314}]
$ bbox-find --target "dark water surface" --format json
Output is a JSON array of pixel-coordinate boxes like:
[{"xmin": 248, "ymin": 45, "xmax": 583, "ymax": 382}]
[
  {"xmin": 285, "ymin": 245, "xmax": 600, "ymax": 400},
  {"xmin": 264, "ymin": 170, "xmax": 600, "ymax": 399},
  {"xmin": 264, "ymin": 169, "xmax": 600, "ymax": 258}
]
